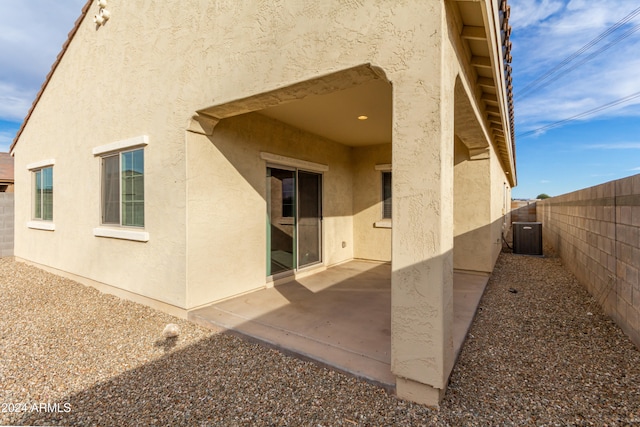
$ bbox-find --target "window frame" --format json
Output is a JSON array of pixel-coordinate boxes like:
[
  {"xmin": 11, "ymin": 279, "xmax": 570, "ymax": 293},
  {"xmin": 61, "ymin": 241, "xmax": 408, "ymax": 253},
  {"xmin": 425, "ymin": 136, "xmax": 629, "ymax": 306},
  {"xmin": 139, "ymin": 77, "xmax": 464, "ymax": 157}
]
[
  {"xmin": 100, "ymin": 147, "xmax": 145, "ymax": 228},
  {"xmin": 27, "ymin": 159, "xmax": 55, "ymax": 230},
  {"xmin": 374, "ymin": 164, "xmax": 392, "ymax": 228},
  {"xmin": 381, "ymin": 170, "xmax": 392, "ymax": 219},
  {"xmin": 33, "ymin": 167, "xmax": 53, "ymax": 221},
  {"xmin": 92, "ymin": 136, "xmax": 149, "ymax": 242}
]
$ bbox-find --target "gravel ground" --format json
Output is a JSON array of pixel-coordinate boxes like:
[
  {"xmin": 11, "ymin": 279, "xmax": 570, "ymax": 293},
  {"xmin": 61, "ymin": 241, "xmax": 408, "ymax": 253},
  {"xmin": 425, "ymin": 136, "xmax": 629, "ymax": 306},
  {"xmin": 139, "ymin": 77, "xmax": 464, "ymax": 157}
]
[{"xmin": 1, "ymin": 250, "xmax": 639, "ymax": 426}]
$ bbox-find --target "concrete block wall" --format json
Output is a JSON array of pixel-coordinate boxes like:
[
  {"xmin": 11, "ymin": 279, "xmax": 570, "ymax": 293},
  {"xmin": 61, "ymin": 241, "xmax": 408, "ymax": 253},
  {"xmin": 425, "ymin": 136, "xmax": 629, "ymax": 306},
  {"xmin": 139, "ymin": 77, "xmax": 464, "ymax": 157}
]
[
  {"xmin": 537, "ymin": 174, "xmax": 640, "ymax": 348},
  {"xmin": 0, "ymin": 193, "xmax": 14, "ymax": 257},
  {"xmin": 511, "ymin": 200, "xmax": 538, "ymax": 222},
  {"xmin": 503, "ymin": 200, "xmax": 536, "ymax": 249}
]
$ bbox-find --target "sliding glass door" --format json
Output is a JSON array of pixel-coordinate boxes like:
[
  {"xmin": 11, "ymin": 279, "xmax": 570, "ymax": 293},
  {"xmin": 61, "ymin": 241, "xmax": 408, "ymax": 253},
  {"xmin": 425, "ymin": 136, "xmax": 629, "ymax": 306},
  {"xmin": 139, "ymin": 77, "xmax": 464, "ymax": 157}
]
[
  {"xmin": 297, "ymin": 171, "xmax": 322, "ymax": 268},
  {"xmin": 267, "ymin": 167, "xmax": 296, "ymax": 276},
  {"xmin": 267, "ymin": 167, "xmax": 322, "ymax": 277}
]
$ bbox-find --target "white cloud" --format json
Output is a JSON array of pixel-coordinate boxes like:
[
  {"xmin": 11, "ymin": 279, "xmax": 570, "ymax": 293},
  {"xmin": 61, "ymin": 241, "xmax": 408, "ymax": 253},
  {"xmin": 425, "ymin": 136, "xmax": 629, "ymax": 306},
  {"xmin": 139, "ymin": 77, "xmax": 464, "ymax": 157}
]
[
  {"xmin": 0, "ymin": 1, "xmax": 85, "ymax": 123},
  {"xmin": 540, "ymin": 179, "xmax": 551, "ymax": 184},
  {"xmin": 511, "ymin": 1, "xmax": 640, "ymax": 131},
  {"xmin": 584, "ymin": 142, "xmax": 640, "ymax": 150},
  {"xmin": 629, "ymin": 167, "xmax": 640, "ymax": 171},
  {"xmin": 0, "ymin": 82, "xmax": 36, "ymax": 122},
  {"xmin": 509, "ymin": 0, "xmax": 565, "ymax": 29},
  {"xmin": 0, "ymin": 130, "xmax": 16, "ymax": 152}
]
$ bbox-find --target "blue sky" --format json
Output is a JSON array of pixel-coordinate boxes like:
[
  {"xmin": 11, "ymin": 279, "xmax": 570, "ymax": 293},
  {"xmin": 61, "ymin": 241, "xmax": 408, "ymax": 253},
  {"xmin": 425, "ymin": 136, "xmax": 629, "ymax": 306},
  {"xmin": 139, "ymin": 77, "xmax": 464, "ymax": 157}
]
[
  {"xmin": 0, "ymin": 1, "xmax": 86, "ymax": 151},
  {"xmin": 510, "ymin": 0, "xmax": 640, "ymax": 198},
  {"xmin": 1, "ymin": 1, "xmax": 639, "ymax": 199}
]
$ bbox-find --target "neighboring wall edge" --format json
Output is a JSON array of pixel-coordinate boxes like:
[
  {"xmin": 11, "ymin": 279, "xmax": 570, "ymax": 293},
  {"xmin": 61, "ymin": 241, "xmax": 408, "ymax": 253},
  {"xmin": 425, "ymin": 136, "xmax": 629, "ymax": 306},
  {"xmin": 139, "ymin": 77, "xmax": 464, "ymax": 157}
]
[{"xmin": 0, "ymin": 193, "xmax": 14, "ymax": 257}]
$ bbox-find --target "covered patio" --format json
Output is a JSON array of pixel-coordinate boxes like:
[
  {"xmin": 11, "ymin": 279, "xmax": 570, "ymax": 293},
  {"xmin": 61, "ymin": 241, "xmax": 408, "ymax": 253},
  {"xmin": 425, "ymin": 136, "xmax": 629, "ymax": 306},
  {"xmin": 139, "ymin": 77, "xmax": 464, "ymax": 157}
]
[{"xmin": 188, "ymin": 260, "xmax": 489, "ymax": 389}]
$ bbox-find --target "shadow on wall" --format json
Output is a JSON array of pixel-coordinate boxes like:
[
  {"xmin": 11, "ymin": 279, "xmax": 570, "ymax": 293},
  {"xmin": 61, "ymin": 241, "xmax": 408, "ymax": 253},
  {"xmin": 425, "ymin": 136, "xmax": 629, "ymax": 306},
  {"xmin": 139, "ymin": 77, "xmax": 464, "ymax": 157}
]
[
  {"xmin": 454, "ymin": 215, "xmax": 509, "ymax": 273},
  {"xmin": 537, "ymin": 173, "xmax": 640, "ymax": 349},
  {"xmin": 203, "ymin": 112, "xmax": 389, "ymax": 217},
  {"xmin": 196, "ymin": 112, "xmax": 393, "ymax": 264}
]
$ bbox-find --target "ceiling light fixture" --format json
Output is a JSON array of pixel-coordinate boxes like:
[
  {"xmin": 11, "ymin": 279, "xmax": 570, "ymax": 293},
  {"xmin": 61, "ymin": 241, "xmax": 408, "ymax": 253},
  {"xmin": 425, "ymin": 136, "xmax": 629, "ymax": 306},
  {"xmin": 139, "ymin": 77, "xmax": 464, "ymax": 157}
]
[{"xmin": 357, "ymin": 115, "xmax": 368, "ymax": 120}]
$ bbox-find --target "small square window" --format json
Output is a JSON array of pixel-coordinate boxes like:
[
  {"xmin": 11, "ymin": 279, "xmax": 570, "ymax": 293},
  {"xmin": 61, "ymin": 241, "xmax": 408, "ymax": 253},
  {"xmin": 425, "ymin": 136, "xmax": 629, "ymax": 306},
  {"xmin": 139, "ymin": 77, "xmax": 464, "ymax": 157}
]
[{"xmin": 33, "ymin": 166, "xmax": 53, "ymax": 221}]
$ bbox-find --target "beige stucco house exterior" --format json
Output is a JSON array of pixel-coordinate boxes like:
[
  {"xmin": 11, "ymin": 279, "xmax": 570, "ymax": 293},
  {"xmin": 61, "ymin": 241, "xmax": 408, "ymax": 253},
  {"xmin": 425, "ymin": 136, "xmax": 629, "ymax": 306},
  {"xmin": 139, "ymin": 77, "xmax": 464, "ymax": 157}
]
[{"xmin": 11, "ymin": 0, "xmax": 515, "ymax": 405}]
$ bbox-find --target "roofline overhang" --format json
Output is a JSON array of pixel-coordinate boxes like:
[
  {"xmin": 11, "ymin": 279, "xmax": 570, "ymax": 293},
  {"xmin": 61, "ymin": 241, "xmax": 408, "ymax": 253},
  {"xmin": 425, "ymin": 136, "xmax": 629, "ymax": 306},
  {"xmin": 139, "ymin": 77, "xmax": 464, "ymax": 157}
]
[
  {"xmin": 484, "ymin": 0, "xmax": 516, "ymax": 186},
  {"xmin": 453, "ymin": 0, "xmax": 517, "ymax": 187}
]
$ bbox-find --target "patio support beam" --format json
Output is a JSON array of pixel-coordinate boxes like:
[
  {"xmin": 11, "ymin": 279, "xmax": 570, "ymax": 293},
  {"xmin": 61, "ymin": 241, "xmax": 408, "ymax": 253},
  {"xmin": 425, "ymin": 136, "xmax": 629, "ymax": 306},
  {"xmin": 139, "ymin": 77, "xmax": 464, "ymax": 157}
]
[{"xmin": 187, "ymin": 113, "xmax": 220, "ymax": 136}]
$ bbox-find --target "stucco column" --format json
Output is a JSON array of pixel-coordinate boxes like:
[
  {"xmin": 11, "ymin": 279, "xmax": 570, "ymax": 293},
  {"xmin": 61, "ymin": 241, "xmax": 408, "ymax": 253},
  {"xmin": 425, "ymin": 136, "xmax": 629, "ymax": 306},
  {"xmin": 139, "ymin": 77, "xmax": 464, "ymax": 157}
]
[{"xmin": 390, "ymin": 34, "xmax": 455, "ymax": 406}]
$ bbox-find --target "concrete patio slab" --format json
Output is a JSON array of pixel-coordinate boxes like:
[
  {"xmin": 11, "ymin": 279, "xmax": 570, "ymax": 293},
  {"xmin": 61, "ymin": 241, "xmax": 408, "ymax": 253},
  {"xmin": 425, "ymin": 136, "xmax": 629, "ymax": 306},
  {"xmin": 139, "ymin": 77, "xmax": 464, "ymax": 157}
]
[
  {"xmin": 188, "ymin": 260, "xmax": 489, "ymax": 389},
  {"xmin": 452, "ymin": 270, "xmax": 491, "ymax": 360}
]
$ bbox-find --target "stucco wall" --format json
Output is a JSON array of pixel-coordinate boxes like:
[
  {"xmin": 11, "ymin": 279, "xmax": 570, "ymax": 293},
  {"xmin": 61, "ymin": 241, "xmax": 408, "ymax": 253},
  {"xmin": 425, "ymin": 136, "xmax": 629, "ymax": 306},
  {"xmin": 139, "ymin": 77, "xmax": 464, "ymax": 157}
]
[
  {"xmin": 13, "ymin": 0, "xmax": 439, "ymax": 310},
  {"xmin": 453, "ymin": 136, "xmax": 492, "ymax": 272},
  {"xmin": 453, "ymin": 137, "xmax": 510, "ymax": 273},
  {"xmin": 490, "ymin": 146, "xmax": 511, "ymax": 265},
  {"xmin": 538, "ymin": 174, "xmax": 640, "ymax": 348},
  {"xmin": 13, "ymin": 16, "xmax": 188, "ymax": 307},
  {"xmin": 352, "ymin": 144, "xmax": 392, "ymax": 262},
  {"xmin": 12, "ymin": 0, "xmax": 512, "ymax": 405},
  {"xmin": 186, "ymin": 117, "xmax": 394, "ymax": 307},
  {"xmin": 186, "ymin": 113, "xmax": 355, "ymax": 307}
]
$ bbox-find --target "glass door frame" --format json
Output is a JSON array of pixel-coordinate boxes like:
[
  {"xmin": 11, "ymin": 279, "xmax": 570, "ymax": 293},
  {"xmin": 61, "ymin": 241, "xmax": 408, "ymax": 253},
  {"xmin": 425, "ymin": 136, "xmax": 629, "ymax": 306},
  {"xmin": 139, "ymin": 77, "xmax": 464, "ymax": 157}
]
[
  {"xmin": 266, "ymin": 165, "xmax": 297, "ymax": 278},
  {"xmin": 266, "ymin": 163, "xmax": 323, "ymax": 280}
]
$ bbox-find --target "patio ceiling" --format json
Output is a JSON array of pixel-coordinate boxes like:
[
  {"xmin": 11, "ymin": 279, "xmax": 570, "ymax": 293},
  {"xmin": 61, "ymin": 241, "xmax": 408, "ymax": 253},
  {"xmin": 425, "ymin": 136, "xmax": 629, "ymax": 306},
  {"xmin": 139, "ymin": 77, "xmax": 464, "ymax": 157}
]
[{"xmin": 259, "ymin": 79, "xmax": 392, "ymax": 147}]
